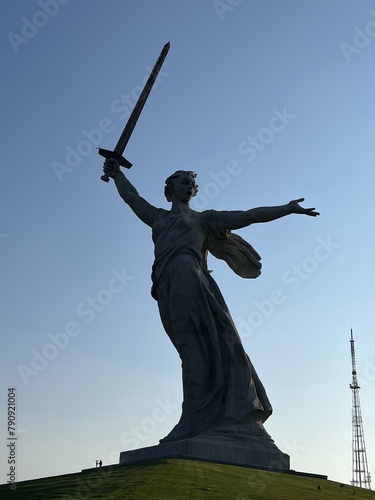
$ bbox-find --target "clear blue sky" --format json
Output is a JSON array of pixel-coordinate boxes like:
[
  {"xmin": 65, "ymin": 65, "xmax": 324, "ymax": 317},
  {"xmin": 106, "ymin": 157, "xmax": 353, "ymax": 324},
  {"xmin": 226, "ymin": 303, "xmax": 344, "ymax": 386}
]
[{"xmin": 1, "ymin": 0, "xmax": 375, "ymax": 488}]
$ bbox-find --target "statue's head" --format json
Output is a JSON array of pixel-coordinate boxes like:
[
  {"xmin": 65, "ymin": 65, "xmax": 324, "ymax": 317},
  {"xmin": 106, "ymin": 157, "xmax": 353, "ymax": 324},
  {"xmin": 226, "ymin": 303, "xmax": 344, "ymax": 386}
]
[{"xmin": 164, "ymin": 170, "xmax": 199, "ymax": 202}]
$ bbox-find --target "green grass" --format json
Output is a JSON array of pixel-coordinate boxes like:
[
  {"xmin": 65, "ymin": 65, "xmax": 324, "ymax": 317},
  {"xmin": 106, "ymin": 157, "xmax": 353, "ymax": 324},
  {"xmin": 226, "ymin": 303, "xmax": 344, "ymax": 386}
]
[{"xmin": 1, "ymin": 459, "xmax": 374, "ymax": 499}]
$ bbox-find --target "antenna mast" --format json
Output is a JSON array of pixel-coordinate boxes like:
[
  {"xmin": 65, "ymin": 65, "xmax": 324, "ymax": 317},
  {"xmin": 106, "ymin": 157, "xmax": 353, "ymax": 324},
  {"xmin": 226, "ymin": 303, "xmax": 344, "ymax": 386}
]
[{"xmin": 350, "ymin": 329, "xmax": 371, "ymax": 489}]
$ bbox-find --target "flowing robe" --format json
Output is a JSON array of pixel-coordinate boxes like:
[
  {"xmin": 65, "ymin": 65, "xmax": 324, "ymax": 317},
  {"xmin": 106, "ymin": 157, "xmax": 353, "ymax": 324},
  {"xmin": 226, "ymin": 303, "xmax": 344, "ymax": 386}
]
[{"xmin": 151, "ymin": 208, "xmax": 272, "ymax": 442}]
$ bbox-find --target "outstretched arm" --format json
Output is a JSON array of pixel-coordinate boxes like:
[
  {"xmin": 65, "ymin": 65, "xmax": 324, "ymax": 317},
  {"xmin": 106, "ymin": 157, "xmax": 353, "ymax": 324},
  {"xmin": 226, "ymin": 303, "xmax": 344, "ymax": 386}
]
[
  {"xmin": 103, "ymin": 159, "xmax": 158, "ymax": 227},
  {"xmin": 225, "ymin": 198, "xmax": 319, "ymax": 230}
]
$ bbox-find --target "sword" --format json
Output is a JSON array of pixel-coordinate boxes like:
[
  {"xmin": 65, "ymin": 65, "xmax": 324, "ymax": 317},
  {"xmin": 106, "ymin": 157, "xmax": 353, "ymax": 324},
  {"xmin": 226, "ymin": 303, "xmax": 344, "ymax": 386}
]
[{"xmin": 99, "ymin": 42, "xmax": 170, "ymax": 182}]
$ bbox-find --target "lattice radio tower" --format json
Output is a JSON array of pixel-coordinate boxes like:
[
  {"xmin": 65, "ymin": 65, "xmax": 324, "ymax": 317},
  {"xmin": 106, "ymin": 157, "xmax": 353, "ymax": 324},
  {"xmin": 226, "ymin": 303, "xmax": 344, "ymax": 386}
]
[{"xmin": 350, "ymin": 329, "xmax": 371, "ymax": 489}]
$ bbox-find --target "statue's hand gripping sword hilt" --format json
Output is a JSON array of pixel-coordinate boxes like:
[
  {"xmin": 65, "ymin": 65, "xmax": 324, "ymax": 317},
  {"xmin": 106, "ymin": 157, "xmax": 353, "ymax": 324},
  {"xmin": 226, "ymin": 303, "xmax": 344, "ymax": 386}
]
[{"xmin": 98, "ymin": 148, "xmax": 132, "ymax": 182}]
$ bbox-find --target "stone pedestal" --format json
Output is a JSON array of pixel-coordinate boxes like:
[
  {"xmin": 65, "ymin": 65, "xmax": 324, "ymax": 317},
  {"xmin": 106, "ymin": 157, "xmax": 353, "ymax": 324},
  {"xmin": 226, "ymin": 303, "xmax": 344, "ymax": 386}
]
[{"xmin": 119, "ymin": 421, "xmax": 290, "ymax": 471}]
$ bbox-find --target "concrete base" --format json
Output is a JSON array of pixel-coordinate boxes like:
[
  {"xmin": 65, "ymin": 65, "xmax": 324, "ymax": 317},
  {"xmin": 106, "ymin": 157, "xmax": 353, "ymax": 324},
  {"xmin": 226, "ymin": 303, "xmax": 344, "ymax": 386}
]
[{"xmin": 119, "ymin": 427, "xmax": 290, "ymax": 471}]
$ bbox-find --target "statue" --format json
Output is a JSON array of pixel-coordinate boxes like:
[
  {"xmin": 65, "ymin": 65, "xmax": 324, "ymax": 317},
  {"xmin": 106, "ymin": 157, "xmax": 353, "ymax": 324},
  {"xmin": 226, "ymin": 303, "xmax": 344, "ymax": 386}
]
[{"xmin": 102, "ymin": 160, "xmax": 319, "ymax": 446}]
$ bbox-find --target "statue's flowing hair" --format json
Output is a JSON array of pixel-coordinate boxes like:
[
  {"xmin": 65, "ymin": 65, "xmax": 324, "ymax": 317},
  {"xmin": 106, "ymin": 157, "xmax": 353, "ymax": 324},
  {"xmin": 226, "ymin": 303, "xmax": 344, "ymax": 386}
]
[{"xmin": 164, "ymin": 170, "xmax": 199, "ymax": 202}]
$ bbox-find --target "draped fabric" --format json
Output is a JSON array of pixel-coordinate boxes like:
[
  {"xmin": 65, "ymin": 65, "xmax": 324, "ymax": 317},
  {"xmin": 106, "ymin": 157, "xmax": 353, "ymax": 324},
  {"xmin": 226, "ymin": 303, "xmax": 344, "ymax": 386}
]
[{"xmin": 151, "ymin": 208, "xmax": 272, "ymax": 442}]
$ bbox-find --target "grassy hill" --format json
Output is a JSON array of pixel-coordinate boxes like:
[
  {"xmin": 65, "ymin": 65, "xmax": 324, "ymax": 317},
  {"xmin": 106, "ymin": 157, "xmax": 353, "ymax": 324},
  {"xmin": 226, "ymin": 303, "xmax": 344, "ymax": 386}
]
[{"xmin": 1, "ymin": 459, "xmax": 374, "ymax": 500}]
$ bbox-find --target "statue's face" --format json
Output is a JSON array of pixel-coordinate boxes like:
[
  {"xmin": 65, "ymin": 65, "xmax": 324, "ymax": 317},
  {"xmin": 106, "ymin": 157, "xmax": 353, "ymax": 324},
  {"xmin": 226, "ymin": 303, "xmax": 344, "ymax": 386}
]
[{"xmin": 172, "ymin": 173, "xmax": 196, "ymax": 203}]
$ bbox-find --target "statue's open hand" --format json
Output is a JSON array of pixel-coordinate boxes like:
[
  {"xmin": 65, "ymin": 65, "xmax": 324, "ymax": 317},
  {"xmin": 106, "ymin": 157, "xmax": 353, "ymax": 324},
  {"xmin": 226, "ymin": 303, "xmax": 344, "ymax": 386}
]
[
  {"xmin": 288, "ymin": 198, "xmax": 320, "ymax": 217},
  {"xmin": 103, "ymin": 158, "xmax": 120, "ymax": 178}
]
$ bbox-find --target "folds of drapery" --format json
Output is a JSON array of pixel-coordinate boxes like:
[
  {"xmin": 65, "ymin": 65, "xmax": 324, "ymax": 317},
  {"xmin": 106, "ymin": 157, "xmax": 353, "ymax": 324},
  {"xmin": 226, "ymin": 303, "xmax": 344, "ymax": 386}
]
[{"xmin": 201, "ymin": 210, "xmax": 262, "ymax": 279}]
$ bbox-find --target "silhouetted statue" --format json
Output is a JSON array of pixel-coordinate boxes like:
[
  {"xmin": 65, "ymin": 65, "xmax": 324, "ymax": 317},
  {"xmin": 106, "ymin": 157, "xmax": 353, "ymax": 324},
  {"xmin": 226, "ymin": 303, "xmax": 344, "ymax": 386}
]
[{"xmin": 103, "ymin": 160, "xmax": 319, "ymax": 443}]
